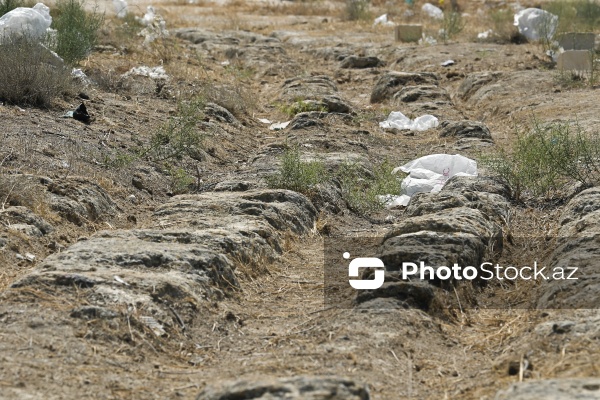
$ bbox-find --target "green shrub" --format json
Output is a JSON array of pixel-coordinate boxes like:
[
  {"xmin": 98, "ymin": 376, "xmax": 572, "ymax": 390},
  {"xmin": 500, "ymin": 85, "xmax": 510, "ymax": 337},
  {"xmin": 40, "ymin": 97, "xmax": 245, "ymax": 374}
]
[
  {"xmin": 338, "ymin": 159, "xmax": 401, "ymax": 214},
  {"xmin": 0, "ymin": 0, "xmax": 22, "ymax": 17},
  {"xmin": 544, "ymin": 0, "xmax": 600, "ymax": 33},
  {"xmin": 440, "ymin": 11, "xmax": 465, "ymax": 43},
  {"xmin": 279, "ymin": 100, "xmax": 327, "ymax": 117},
  {"xmin": 142, "ymin": 97, "xmax": 206, "ymax": 162},
  {"xmin": 344, "ymin": 0, "xmax": 370, "ymax": 21},
  {"xmin": 52, "ymin": 0, "xmax": 103, "ymax": 65},
  {"xmin": 265, "ymin": 146, "xmax": 328, "ymax": 196},
  {"xmin": 482, "ymin": 120, "xmax": 600, "ymax": 201},
  {"xmin": 0, "ymin": 36, "xmax": 73, "ymax": 106}
]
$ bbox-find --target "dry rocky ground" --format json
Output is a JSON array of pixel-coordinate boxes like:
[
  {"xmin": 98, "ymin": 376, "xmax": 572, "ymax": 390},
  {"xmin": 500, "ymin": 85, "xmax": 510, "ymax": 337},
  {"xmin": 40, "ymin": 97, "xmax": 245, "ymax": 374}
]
[{"xmin": 1, "ymin": 0, "xmax": 600, "ymax": 399}]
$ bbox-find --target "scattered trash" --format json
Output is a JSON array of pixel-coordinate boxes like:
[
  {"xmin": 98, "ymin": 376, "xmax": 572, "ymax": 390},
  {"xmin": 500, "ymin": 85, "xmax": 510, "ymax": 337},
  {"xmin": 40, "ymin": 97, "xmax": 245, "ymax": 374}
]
[
  {"xmin": 140, "ymin": 315, "xmax": 166, "ymax": 336},
  {"xmin": 25, "ymin": 253, "xmax": 36, "ymax": 262},
  {"xmin": 257, "ymin": 118, "xmax": 272, "ymax": 124},
  {"xmin": 62, "ymin": 103, "xmax": 90, "ymax": 124},
  {"xmin": 114, "ymin": 275, "xmax": 130, "ymax": 286},
  {"xmin": 73, "ymin": 103, "xmax": 90, "ymax": 123},
  {"xmin": 122, "ymin": 65, "xmax": 169, "ymax": 80},
  {"xmin": 137, "ymin": 6, "xmax": 169, "ymax": 45},
  {"xmin": 269, "ymin": 121, "xmax": 290, "ymax": 131},
  {"xmin": 71, "ymin": 68, "xmax": 91, "ymax": 85},
  {"xmin": 373, "ymin": 13, "xmax": 395, "ymax": 27},
  {"xmin": 441, "ymin": 59, "xmax": 455, "ymax": 67},
  {"xmin": 478, "ymin": 29, "xmax": 493, "ymax": 39},
  {"xmin": 112, "ymin": 0, "xmax": 128, "ymax": 18},
  {"xmin": 382, "ymin": 154, "xmax": 478, "ymax": 207},
  {"xmin": 379, "ymin": 111, "xmax": 439, "ymax": 132},
  {"xmin": 220, "ymin": 60, "xmax": 230, "ymax": 66},
  {"xmin": 422, "ymin": 3, "xmax": 444, "ymax": 19},
  {"xmin": 127, "ymin": 194, "xmax": 137, "ymax": 203},
  {"xmin": 0, "ymin": 3, "xmax": 53, "ymax": 42},
  {"xmin": 514, "ymin": 8, "xmax": 558, "ymax": 42},
  {"xmin": 419, "ymin": 34, "xmax": 437, "ymax": 45}
]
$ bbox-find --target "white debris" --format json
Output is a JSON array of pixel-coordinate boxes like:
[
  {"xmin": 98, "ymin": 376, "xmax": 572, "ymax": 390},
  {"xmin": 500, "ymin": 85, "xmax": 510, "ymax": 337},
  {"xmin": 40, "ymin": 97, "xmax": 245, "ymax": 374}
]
[
  {"xmin": 269, "ymin": 121, "xmax": 290, "ymax": 131},
  {"xmin": 422, "ymin": 3, "xmax": 443, "ymax": 19},
  {"xmin": 441, "ymin": 59, "xmax": 455, "ymax": 67},
  {"xmin": 71, "ymin": 68, "xmax": 91, "ymax": 84},
  {"xmin": 373, "ymin": 13, "xmax": 395, "ymax": 27},
  {"xmin": 419, "ymin": 34, "xmax": 437, "ymax": 45},
  {"xmin": 379, "ymin": 111, "xmax": 439, "ymax": 132},
  {"xmin": 0, "ymin": 3, "xmax": 52, "ymax": 42},
  {"xmin": 137, "ymin": 6, "xmax": 169, "ymax": 45},
  {"xmin": 478, "ymin": 29, "xmax": 493, "ymax": 39},
  {"xmin": 113, "ymin": 0, "xmax": 128, "ymax": 18},
  {"xmin": 514, "ymin": 8, "xmax": 558, "ymax": 42},
  {"xmin": 114, "ymin": 275, "xmax": 130, "ymax": 286},
  {"xmin": 258, "ymin": 118, "xmax": 271, "ymax": 124},
  {"xmin": 122, "ymin": 66, "xmax": 169, "ymax": 80},
  {"xmin": 25, "ymin": 253, "xmax": 36, "ymax": 262}
]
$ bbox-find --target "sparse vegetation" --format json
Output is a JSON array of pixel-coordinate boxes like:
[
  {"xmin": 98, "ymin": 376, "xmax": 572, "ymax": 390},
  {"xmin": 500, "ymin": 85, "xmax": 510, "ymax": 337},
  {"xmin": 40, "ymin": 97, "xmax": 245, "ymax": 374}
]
[
  {"xmin": 440, "ymin": 11, "xmax": 465, "ymax": 43},
  {"xmin": 337, "ymin": 159, "xmax": 401, "ymax": 214},
  {"xmin": 544, "ymin": 0, "xmax": 600, "ymax": 34},
  {"xmin": 0, "ymin": 0, "xmax": 22, "ymax": 16},
  {"xmin": 482, "ymin": 120, "xmax": 600, "ymax": 201},
  {"xmin": 344, "ymin": 0, "xmax": 370, "ymax": 21},
  {"xmin": 488, "ymin": 8, "xmax": 518, "ymax": 43},
  {"xmin": 0, "ymin": 36, "xmax": 74, "ymax": 106},
  {"xmin": 52, "ymin": 0, "xmax": 104, "ymax": 65},
  {"xmin": 265, "ymin": 146, "xmax": 328, "ymax": 196},
  {"xmin": 279, "ymin": 99, "xmax": 327, "ymax": 117}
]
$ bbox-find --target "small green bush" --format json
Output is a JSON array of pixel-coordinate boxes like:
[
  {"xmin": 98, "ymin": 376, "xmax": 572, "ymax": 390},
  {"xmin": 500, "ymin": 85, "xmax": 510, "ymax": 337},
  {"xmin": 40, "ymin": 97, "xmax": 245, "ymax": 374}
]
[
  {"xmin": 0, "ymin": 0, "xmax": 22, "ymax": 17},
  {"xmin": 279, "ymin": 100, "xmax": 327, "ymax": 117},
  {"xmin": 344, "ymin": 0, "xmax": 370, "ymax": 21},
  {"xmin": 482, "ymin": 120, "xmax": 600, "ymax": 201},
  {"xmin": 338, "ymin": 159, "xmax": 401, "ymax": 214},
  {"xmin": 544, "ymin": 0, "xmax": 600, "ymax": 33},
  {"xmin": 265, "ymin": 146, "xmax": 328, "ymax": 196},
  {"xmin": 52, "ymin": 0, "xmax": 103, "ymax": 65},
  {"xmin": 440, "ymin": 11, "xmax": 465, "ymax": 43},
  {"xmin": 0, "ymin": 36, "xmax": 73, "ymax": 106},
  {"xmin": 142, "ymin": 97, "xmax": 206, "ymax": 162}
]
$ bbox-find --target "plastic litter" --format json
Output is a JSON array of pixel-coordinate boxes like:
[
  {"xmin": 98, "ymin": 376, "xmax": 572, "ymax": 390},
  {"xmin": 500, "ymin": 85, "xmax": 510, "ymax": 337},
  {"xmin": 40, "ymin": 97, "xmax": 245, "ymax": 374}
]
[
  {"xmin": 269, "ymin": 121, "xmax": 290, "ymax": 131},
  {"xmin": 373, "ymin": 13, "xmax": 395, "ymax": 27},
  {"xmin": 422, "ymin": 3, "xmax": 443, "ymax": 19},
  {"xmin": 113, "ymin": 0, "xmax": 128, "ymax": 18},
  {"xmin": 137, "ymin": 6, "xmax": 169, "ymax": 45},
  {"xmin": 419, "ymin": 35, "xmax": 437, "ymax": 45},
  {"xmin": 123, "ymin": 65, "xmax": 169, "ymax": 80},
  {"xmin": 379, "ymin": 111, "xmax": 439, "ymax": 132},
  {"xmin": 514, "ymin": 8, "xmax": 558, "ymax": 42},
  {"xmin": 258, "ymin": 118, "xmax": 271, "ymax": 124},
  {"xmin": 114, "ymin": 275, "xmax": 130, "ymax": 286},
  {"xmin": 441, "ymin": 59, "xmax": 455, "ymax": 67},
  {"xmin": 0, "ymin": 3, "xmax": 52, "ymax": 42},
  {"xmin": 478, "ymin": 29, "xmax": 493, "ymax": 39},
  {"xmin": 62, "ymin": 103, "xmax": 90, "ymax": 124}
]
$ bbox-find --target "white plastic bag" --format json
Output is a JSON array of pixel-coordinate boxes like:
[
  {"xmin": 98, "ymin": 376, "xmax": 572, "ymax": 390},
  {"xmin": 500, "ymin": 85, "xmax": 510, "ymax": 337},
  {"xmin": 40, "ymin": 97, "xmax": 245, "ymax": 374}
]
[
  {"xmin": 514, "ymin": 8, "xmax": 558, "ymax": 41},
  {"xmin": 373, "ymin": 13, "xmax": 395, "ymax": 27},
  {"xmin": 113, "ymin": 0, "xmax": 128, "ymax": 18},
  {"xmin": 0, "ymin": 3, "xmax": 52, "ymax": 42},
  {"xmin": 389, "ymin": 154, "xmax": 478, "ymax": 205},
  {"xmin": 422, "ymin": 3, "xmax": 443, "ymax": 19},
  {"xmin": 379, "ymin": 111, "xmax": 439, "ymax": 132}
]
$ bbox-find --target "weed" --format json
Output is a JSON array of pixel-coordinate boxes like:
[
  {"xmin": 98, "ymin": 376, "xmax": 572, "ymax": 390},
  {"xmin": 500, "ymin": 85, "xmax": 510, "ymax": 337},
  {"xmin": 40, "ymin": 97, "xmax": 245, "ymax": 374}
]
[
  {"xmin": 481, "ymin": 120, "xmax": 600, "ymax": 201},
  {"xmin": 142, "ymin": 97, "xmax": 206, "ymax": 162},
  {"xmin": 488, "ymin": 8, "xmax": 518, "ymax": 43},
  {"xmin": 168, "ymin": 166, "xmax": 196, "ymax": 194},
  {"xmin": 52, "ymin": 0, "xmax": 104, "ymax": 65},
  {"xmin": 337, "ymin": 159, "xmax": 400, "ymax": 214},
  {"xmin": 344, "ymin": 0, "xmax": 370, "ymax": 21},
  {"xmin": 279, "ymin": 100, "xmax": 327, "ymax": 118},
  {"xmin": 440, "ymin": 11, "xmax": 465, "ymax": 43},
  {"xmin": 0, "ymin": 0, "xmax": 22, "ymax": 16},
  {"xmin": 265, "ymin": 146, "xmax": 328, "ymax": 196},
  {"xmin": 544, "ymin": 0, "xmax": 600, "ymax": 34},
  {"xmin": 0, "ymin": 35, "xmax": 74, "ymax": 107}
]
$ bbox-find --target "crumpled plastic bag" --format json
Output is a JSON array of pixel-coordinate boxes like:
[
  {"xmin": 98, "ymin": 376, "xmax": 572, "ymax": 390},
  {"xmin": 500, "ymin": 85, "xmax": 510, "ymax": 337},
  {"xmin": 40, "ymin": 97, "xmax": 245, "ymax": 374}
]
[
  {"xmin": 122, "ymin": 66, "xmax": 169, "ymax": 80},
  {"xmin": 0, "ymin": 3, "xmax": 52, "ymax": 42},
  {"xmin": 113, "ymin": 0, "xmax": 128, "ymax": 18},
  {"xmin": 381, "ymin": 154, "xmax": 478, "ymax": 208},
  {"xmin": 379, "ymin": 111, "xmax": 439, "ymax": 132},
  {"xmin": 373, "ymin": 13, "xmax": 395, "ymax": 27},
  {"xmin": 422, "ymin": 3, "xmax": 444, "ymax": 19},
  {"xmin": 514, "ymin": 8, "xmax": 558, "ymax": 42}
]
